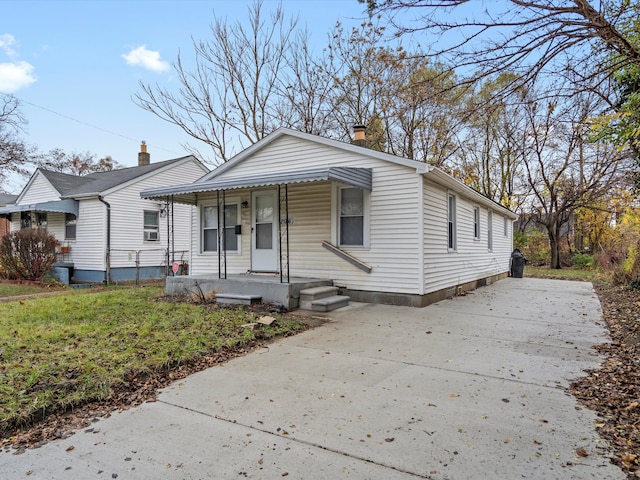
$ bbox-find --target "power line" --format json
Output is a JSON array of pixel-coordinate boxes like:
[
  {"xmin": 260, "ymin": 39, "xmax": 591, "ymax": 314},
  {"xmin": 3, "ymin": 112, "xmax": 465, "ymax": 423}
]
[{"xmin": 2, "ymin": 93, "xmax": 184, "ymax": 156}]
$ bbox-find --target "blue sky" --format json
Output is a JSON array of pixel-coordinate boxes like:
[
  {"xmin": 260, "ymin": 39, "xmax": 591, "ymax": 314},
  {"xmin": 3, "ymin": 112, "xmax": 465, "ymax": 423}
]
[{"xmin": 1, "ymin": 0, "xmax": 374, "ymax": 192}]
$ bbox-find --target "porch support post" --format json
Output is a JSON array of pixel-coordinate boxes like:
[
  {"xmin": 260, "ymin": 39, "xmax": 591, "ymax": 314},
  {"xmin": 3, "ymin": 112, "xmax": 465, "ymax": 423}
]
[
  {"xmin": 278, "ymin": 184, "xmax": 283, "ymax": 283},
  {"xmin": 285, "ymin": 183, "xmax": 290, "ymax": 283},
  {"xmin": 165, "ymin": 196, "xmax": 170, "ymax": 276},
  {"xmin": 170, "ymin": 195, "xmax": 175, "ymax": 267},
  {"xmin": 217, "ymin": 190, "xmax": 221, "ymax": 279},
  {"xmin": 222, "ymin": 189, "xmax": 227, "ymax": 279}
]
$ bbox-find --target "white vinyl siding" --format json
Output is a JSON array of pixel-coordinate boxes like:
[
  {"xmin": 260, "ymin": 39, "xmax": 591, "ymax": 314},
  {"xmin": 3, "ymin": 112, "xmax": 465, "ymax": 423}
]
[
  {"xmin": 73, "ymin": 199, "xmax": 106, "ymax": 270},
  {"xmin": 423, "ymin": 179, "xmax": 510, "ymax": 295},
  {"xmin": 104, "ymin": 160, "xmax": 204, "ymax": 269},
  {"xmin": 194, "ymin": 136, "xmax": 422, "ymax": 294},
  {"xmin": 18, "ymin": 173, "xmax": 60, "ymax": 203},
  {"xmin": 190, "ymin": 132, "xmax": 515, "ymax": 297}
]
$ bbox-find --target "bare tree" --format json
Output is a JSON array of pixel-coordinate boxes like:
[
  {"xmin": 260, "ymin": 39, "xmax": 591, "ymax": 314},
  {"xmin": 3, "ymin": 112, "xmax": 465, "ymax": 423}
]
[
  {"xmin": 380, "ymin": 56, "xmax": 466, "ymax": 165},
  {"xmin": 518, "ymin": 87, "xmax": 627, "ymax": 268},
  {"xmin": 0, "ymin": 95, "xmax": 34, "ymax": 191},
  {"xmin": 275, "ymin": 30, "xmax": 338, "ymax": 136},
  {"xmin": 35, "ymin": 150, "xmax": 122, "ymax": 176},
  {"xmin": 362, "ymin": 1, "xmax": 640, "ymax": 94},
  {"xmin": 134, "ymin": 1, "xmax": 299, "ymax": 164},
  {"xmin": 455, "ymin": 73, "xmax": 530, "ymax": 211}
]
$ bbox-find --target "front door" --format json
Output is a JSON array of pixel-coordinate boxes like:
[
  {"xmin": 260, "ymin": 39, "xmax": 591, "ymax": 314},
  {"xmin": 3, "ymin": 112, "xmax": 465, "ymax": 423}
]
[{"xmin": 251, "ymin": 190, "xmax": 278, "ymax": 272}]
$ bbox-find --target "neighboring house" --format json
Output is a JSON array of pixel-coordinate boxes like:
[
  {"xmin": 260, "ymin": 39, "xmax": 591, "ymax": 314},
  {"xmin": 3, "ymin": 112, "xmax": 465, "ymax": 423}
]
[
  {"xmin": 0, "ymin": 193, "xmax": 17, "ymax": 239},
  {"xmin": 0, "ymin": 144, "xmax": 209, "ymax": 283},
  {"xmin": 141, "ymin": 127, "xmax": 517, "ymax": 308}
]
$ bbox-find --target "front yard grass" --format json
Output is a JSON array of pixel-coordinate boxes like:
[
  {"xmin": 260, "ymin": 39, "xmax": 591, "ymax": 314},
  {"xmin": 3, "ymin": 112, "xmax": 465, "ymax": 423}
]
[
  {"xmin": 0, "ymin": 281, "xmax": 66, "ymax": 298},
  {"xmin": 0, "ymin": 286, "xmax": 306, "ymax": 437}
]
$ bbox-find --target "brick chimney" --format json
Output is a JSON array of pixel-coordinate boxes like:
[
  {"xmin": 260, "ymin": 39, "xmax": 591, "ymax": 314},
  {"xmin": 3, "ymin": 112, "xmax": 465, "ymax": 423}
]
[
  {"xmin": 352, "ymin": 125, "xmax": 367, "ymax": 148},
  {"xmin": 138, "ymin": 141, "xmax": 150, "ymax": 166}
]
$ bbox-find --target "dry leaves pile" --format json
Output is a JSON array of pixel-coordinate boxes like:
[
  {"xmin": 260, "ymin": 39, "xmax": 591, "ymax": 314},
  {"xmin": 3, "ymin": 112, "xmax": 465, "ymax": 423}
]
[{"xmin": 570, "ymin": 282, "xmax": 640, "ymax": 479}]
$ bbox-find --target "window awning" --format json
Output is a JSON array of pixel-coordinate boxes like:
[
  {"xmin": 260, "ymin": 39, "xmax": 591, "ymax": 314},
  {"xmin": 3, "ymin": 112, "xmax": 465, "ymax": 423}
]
[
  {"xmin": 0, "ymin": 199, "xmax": 79, "ymax": 218},
  {"xmin": 140, "ymin": 167, "xmax": 373, "ymax": 204}
]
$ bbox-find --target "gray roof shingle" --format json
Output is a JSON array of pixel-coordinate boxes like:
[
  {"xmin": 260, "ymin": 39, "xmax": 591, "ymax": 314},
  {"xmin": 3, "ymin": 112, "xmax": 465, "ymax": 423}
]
[
  {"xmin": 40, "ymin": 156, "xmax": 194, "ymax": 197},
  {"xmin": 0, "ymin": 193, "xmax": 18, "ymax": 205}
]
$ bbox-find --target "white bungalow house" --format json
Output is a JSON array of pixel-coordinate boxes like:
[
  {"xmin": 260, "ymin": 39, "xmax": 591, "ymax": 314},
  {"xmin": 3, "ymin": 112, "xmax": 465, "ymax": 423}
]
[
  {"xmin": 141, "ymin": 127, "xmax": 517, "ymax": 309},
  {"xmin": 0, "ymin": 144, "xmax": 209, "ymax": 284}
]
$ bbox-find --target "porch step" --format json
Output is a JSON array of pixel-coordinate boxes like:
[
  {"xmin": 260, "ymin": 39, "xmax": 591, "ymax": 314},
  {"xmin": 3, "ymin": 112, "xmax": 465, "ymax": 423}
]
[
  {"xmin": 216, "ymin": 293, "xmax": 262, "ymax": 306},
  {"xmin": 311, "ymin": 295, "xmax": 350, "ymax": 312},
  {"xmin": 299, "ymin": 286, "xmax": 339, "ymax": 310}
]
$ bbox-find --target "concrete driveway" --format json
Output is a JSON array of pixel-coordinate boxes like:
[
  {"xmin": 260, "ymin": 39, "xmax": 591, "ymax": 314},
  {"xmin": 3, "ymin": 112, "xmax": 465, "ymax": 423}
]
[{"xmin": 0, "ymin": 278, "xmax": 625, "ymax": 479}]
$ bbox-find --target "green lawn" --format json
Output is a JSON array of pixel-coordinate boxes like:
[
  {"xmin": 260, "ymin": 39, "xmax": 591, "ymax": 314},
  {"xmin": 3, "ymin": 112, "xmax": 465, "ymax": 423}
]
[
  {"xmin": 524, "ymin": 265, "xmax": 601, "ymax": 282},
  {"xmin": 0, "ymin": 286, "xmax": 306, "ymax": 434},
  {"xmin": 0, "ymin": 282, "xmax": 66, "ymax": 298}
]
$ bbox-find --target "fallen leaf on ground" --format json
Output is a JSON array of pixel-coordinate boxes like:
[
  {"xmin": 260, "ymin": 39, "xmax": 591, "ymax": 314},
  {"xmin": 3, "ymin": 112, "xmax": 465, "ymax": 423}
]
[{"xmin": 576, "ymin": 448, "xmax": 589, "ymax": 457}]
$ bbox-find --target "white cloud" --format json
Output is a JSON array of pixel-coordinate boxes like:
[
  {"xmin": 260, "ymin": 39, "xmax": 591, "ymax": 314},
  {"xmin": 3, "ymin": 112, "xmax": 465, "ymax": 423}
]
[
  {"xmin": 0, "ymin": 61, "xmax": 36, "ymax": 93},
  {"xmin": 122, "ymin": 45, "xmax": 169, "ymax": 72},
  {"xmin": 0, "ymin": 34, "xmax": 17, "ymax": 56}
]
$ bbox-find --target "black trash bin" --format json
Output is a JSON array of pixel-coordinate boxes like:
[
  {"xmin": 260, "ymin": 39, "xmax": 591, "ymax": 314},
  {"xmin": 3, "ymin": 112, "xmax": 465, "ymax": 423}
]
[{"xmin": 510, "ymin": 249, "xmax": 526, "ymax": 278}]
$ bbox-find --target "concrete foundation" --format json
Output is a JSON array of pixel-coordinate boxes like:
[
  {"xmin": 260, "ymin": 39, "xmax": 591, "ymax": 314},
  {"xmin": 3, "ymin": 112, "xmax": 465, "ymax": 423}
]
[
  {"xmin": 167, "ymin": 272, "xmax": 509, "ymax": 310},
  {"xmin": 340, "ymin": 271, "xmax": 509, "ymax": 308},
  {"xmin": 166, "ymin": 274, "xmax": 333, "ymax": 310}
]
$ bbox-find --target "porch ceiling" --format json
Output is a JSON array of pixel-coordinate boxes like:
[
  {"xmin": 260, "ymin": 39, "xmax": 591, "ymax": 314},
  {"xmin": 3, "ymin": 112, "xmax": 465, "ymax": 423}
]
[{"xmin": 140, "ymin": 167, "xmax": 372, "ymax": 204}]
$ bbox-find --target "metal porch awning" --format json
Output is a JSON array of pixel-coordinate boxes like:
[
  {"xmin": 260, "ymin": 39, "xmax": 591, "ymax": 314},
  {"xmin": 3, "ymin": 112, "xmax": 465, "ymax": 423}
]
[
  {"xmin": 0, "ymin": 199, "xmax": 79, "ymax": 218},
  {"xmin": 140, "ymin": 167, "xmax": 373, "ymax": 204}
]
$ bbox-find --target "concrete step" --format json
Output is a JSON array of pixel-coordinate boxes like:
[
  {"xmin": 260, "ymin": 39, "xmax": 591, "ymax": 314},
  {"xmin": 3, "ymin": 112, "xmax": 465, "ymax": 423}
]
[
  {"xmin": 216, "ymin": 293, "xmax": 262, "ymax": 306},
  {"xmin": 299, "ymin": 286, "xmax": 338, "ymax": 310},
  {"xmin": 311, "ymin": 295, "xmax": 350, "ymax": 312}
]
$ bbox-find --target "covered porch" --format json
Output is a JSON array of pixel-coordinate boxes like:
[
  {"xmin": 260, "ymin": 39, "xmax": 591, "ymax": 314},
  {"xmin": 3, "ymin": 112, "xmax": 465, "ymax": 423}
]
[{"xmin": 140, "ymin": 166, "xmax": 373, "ymax": 284}]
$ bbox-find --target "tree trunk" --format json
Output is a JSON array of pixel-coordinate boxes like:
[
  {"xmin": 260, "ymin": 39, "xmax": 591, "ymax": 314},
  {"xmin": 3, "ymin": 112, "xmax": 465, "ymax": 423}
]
[{"xmin": 548, "ymin": 225, "xmax": 562, "ymax": 269}]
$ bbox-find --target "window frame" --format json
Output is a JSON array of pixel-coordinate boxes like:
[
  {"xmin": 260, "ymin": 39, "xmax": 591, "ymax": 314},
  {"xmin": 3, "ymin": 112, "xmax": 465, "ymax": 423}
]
[
  {"xmin": 20, "ymin": 212, "xmax": 31, "ymax": 230},
  {"xmin": 487, "ymin": 210, "xmax": 493, "ymax": 252},
  {"xmin": 503, "ymin": 216, "xmax": 509, "ymax": 237},
  {"xmin": 200, "ymin": 198, "xmax": 241, "ymax": 254},
  {"xmin": 143, "ymin": 210, "xmax": 160, "ymax": 242},
  {"xmin": 65, "ymin": 213, "xmax": 77, "ymax": 240},
  {"xmin": 334, "ymin": 185, "xmax": 370, "ymax": 249},
  {"xmin": 473, "ymin": 206, "xmax": 480, "ymax": 241},
  {"xmin": 447, "ymin": 193, "xmax": 457, "ymax": 251}
]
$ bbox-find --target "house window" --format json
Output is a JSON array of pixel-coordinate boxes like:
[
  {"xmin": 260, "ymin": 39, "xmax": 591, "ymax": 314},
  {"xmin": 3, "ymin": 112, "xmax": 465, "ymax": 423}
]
[
  {"xmin": 20, "ymin": 212, "xmax": 31, "ymax": 229},
  {"xmin": 202, "ymin": 203, "xmax": 240, "ymax": 252},
  {"xmin": 35, "ymin": 212, "xmax": 47, "ymax": 228},
  {"xmin": 504, "ymin": 216, "xmax": 509, "ymax": 237},
  {"xmin": 65, "ymin": 213, "xmax": 77, "ymax": 240},
  {"xmin": 448, "ymin": 193, "xmax": 457, "ymax": 250},
  {"xmin": 21, "ymin": 212, "xmax": 47, "ymax": 229},
  {"xmin": 143, "ymin": 210, "xmax": 159, "ymax": 241},
  {"xmin": 339, "ymin": 187, "xmax": 365, "ymax": 246},
  {"xmin": 487, "ymin": 210, "xmax": 493, "ymax": 251},
  {"xmin": 473, "ymin": 206, "xmax": 480, "ymax": 240}
]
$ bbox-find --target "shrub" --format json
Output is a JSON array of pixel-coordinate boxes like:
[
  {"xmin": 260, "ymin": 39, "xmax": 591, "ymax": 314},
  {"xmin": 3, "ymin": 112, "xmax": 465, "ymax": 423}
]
[
  {"xmin": 0, "ymin": 228, "xmax": 58, "ymax": 281},
  {"xmin": 572, "ymin": 253, "xmax": 595, "ymax": 270},
  {"xmin": 522, "ymin": 230, "xmax": 550, "ymax": 266}
]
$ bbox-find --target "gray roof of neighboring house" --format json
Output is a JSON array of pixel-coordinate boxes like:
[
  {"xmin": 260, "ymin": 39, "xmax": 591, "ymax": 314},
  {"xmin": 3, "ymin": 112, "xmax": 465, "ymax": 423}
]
[
  {"xmin": 0, "ymin": 193, "xmax": 18, "ymax": 206},
  {"xmin": 40, "ymin": 156, "xmax": 194, "ymax": 197}
]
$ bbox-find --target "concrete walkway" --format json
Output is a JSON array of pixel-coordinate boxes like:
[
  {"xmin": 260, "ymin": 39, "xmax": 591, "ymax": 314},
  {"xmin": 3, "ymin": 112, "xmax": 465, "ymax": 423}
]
[{"xmin": 0, "ymin": 278, "xmax": 625, "ymax": 479}]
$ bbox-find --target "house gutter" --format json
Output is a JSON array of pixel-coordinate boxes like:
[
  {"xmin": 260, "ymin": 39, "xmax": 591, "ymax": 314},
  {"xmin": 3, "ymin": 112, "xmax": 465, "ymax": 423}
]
[{"xmin": 98, "ymin": 196, "xmax": 111, "ymax": 284}]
